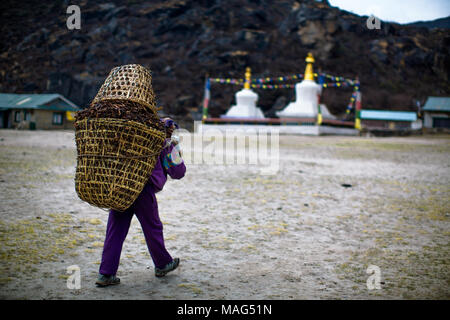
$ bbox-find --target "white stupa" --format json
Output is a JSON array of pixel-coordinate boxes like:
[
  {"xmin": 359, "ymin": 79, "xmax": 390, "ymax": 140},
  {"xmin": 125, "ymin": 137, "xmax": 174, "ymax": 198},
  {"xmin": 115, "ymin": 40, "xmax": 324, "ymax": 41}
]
[
  {"xmin": 222, "ymin": 67, "xmax": 265, "ymax": 119},
  {"xmin": 277, "ymin": 53, "xmax": 335, "ymax": 119}
]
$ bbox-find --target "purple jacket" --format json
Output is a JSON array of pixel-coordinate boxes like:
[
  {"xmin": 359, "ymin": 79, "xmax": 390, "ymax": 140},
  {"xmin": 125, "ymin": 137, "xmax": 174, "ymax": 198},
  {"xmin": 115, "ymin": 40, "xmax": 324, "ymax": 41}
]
[{"xmin": 148, "ymin": 141, "xmax": 186, "ymax": 192}]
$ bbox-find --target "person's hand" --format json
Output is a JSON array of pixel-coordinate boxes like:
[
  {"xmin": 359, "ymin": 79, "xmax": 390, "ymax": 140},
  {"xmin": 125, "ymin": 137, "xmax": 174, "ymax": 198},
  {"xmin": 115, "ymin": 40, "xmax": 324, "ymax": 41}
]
[{"xmin": 171, "ymin": 134, "xmax": 180, "ymax": 147}]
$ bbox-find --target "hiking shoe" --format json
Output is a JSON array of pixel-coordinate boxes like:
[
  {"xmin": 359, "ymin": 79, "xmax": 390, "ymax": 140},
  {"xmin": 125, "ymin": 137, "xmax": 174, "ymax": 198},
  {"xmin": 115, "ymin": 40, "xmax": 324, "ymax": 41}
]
[
  {"xmin": 95, "ymin": 274, "xmax": 120, "ymax": 287},
  {"xmin": 155, "ymin": 258, "xmax": 180, "ymax": 277}
]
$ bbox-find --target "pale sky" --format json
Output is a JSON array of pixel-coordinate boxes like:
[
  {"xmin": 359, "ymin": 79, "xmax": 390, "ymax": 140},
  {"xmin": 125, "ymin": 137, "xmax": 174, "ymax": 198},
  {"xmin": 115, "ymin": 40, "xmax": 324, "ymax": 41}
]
[{"xmin": 328, "ymin": 0, "xmax": 450, "ymax": 24}]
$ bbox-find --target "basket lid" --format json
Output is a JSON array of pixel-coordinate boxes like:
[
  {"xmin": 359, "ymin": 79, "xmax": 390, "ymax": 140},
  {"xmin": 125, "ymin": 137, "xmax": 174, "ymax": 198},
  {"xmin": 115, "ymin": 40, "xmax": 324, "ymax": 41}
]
[{"xmin": 91, "ymin": 64, "xmax": 159, "ymax": 113}]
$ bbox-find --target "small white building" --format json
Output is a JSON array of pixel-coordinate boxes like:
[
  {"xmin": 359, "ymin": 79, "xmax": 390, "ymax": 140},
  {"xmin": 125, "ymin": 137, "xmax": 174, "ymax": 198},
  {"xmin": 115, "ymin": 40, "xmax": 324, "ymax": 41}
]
[
  {"xmin": 222, "ymin": 67, "xmax": 265, "ymax": 119},
  {"xmin": 223, "ymin": 88, "xmax": 265, "ymax": 118},
  {"xmin": 276, "ymin": 52, "xmax": 335, "ymax": 119},
  {"xmin": 422, "ymin": 96, "xmax": 450, "ymax": 129}
]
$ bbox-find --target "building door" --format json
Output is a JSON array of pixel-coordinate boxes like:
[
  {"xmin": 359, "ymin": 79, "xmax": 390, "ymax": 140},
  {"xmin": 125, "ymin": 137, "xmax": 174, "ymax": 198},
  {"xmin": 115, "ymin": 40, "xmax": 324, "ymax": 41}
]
[
  {"xmin": 2, "ymin": 110, "xmax": 11, "ymax": 128},
  {"xmin": 433, "ymin": 117, "xmax": 450, "ymax": 128}
]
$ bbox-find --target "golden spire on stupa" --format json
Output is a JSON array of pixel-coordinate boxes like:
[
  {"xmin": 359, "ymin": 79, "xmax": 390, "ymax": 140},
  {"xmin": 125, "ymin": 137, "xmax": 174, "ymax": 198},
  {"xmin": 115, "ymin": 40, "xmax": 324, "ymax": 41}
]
[
  {"xmin": 304, "ymin": 52, "xmax": 315, "ymax": 81},
  {"xmin": 244, "ymin": 67, "xmax": 251, "ymax": 89}
]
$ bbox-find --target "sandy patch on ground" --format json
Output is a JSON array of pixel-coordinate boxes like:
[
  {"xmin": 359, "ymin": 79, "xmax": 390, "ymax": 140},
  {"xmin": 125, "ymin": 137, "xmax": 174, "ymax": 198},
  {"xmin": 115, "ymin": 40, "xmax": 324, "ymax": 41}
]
[{"xmin": 0, "ymin": 129, "xmax": 449, "ymax": 299}]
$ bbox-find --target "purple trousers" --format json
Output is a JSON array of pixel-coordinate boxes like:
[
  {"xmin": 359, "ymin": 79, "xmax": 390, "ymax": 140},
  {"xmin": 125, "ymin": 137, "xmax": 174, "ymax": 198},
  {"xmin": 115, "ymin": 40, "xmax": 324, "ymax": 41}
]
[{"xmin": 99, "ymin": 183, "xmax": 172, "ymax": 275}]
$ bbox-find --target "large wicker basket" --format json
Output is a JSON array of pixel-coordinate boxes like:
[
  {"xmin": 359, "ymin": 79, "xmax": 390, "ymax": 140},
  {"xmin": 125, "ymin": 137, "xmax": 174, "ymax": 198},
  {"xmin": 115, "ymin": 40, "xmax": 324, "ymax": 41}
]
[
  {"xmin": 91, "ymin": 64, "xmax": 160, "ymax": 113},
  {"xmin": 74, "ymin": 117, "xmax": 166, "ymax": 212}
]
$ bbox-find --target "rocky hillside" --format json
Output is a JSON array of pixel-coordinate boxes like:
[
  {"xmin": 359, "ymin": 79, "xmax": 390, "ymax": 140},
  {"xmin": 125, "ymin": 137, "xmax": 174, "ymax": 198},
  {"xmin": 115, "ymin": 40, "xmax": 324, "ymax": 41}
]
[
  {"xmin": 0, "ymin": 0, "xmax": 449, "ymax": 126},
  {"xmin": 407, "ymin": 16, "xmax": 450, "ymax": 30}
]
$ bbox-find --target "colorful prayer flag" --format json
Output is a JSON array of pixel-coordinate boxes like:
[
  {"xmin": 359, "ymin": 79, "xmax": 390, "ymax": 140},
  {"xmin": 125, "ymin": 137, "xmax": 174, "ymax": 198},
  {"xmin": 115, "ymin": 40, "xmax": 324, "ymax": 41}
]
[{"xmin": 202, "ymin": 77, "xmax": 210, "ymax": 120}]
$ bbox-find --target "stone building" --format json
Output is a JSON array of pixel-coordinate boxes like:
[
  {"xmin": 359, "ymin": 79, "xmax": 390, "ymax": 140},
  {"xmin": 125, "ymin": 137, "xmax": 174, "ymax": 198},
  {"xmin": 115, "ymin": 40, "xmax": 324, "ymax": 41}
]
[
  {"xmin": 360, "ymin": 109, "xmax": 419, "ymax": 131},
  {"xmin": 422, "ymin": 97, "xmax": 450, "ymax": 129},
  {"xmin": 0, "ymin": 94, "xmax": 80, "ymax": 130}
]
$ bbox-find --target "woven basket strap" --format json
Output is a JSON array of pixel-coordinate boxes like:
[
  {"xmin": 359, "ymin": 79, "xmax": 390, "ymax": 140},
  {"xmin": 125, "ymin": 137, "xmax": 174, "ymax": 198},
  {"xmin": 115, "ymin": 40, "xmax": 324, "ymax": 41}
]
[
  {"xmin": 77, "ymin": 150, "xmax": 162, "ymax": 159},
  {"xmin": 78, "ymin": 118, "xmax": 167, "ymax": 157}
]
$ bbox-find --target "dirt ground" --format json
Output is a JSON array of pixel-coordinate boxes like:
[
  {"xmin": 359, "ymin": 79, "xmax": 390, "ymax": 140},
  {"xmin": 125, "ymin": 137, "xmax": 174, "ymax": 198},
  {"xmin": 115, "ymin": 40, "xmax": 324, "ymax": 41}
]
[{"xmin": 0, "ymin": 129, "xmax": 449, "ymax": 300}]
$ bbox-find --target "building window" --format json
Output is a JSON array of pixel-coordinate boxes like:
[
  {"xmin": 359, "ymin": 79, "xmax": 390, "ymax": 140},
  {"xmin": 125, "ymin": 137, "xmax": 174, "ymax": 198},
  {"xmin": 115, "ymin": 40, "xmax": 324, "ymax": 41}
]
[
  {"xmin": 52, "ymin": 112, "xmax": 64, "ymax": 125},
  {"xmin": 24, "ymin": 111, "xmax": 31, "ymax": 121},
  {"xmin": 14, "ymin": 111, "xmax": 21, "ymax": 122},
  {"xmin": 433, "ymin": 117, "xmax": 450, "ymax": 128}
]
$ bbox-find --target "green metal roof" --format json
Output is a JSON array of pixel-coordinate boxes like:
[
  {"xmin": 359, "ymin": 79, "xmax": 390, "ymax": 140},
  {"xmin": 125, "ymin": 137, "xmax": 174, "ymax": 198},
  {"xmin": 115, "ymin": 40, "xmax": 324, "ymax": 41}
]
[
  {"xmin": 0, "ymin": 93, "xmax": 80, "ymax": 111},
  {"xmin": 361, "ymin": 110, "xmax": 417, "ymax": 122},
  {"xmin": 422, "ymin": 97, "xmax": 450, "ymax": 112}
]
